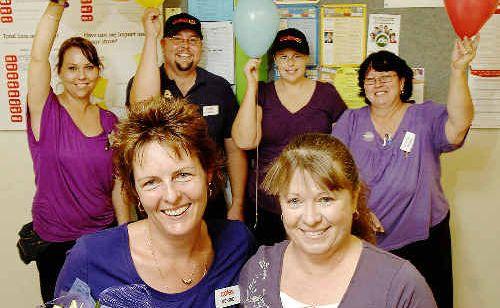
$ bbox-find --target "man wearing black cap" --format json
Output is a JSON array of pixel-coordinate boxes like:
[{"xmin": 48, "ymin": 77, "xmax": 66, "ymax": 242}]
[{"xmin": 127, "ymin": 9, "xmax": 247, "ymax": 221}]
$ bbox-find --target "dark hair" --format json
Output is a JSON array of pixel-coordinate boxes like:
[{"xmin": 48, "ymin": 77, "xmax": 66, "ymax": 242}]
[
  {"xmin": 262, "ymin": 133, "xmax": 376, "ymax": 244},
  {"xmin": 269, "ymin": 28, "xmax": 310, "ymax": 57},
  {"xmin": 112, "ymin": 95, "xmax": 224, "ymax": 209},
  {"xmin": 358, "ymin": 50, "xmax": 413, "ymax": 105},
  {"xmin": 56, "ymin": 37, "xmax": 102, "ymax": 74}
]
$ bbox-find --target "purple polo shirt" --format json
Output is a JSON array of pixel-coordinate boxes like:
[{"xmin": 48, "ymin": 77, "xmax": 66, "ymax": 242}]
[
  {"xmin": 27, "ymin": 89, "xmax": 118, "ymax": 242},
  {"xmin": 248, "ymin": 81, "xmax": 346, "ymax": 213},
  {"xmin": 332, "ymin": 101, "xmax": 463, "ymax": 250}
]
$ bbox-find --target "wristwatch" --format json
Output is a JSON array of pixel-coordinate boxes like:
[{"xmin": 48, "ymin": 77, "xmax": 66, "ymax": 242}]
[{"xmin": 49, "ymin": 0, "xmax": 69, "ymax": 8}]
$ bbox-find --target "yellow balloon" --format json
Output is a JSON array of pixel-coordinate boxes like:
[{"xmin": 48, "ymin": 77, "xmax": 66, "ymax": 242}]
[{"xmin": 135, "ymin": 0, "xmax": 164, "ymax": 8}]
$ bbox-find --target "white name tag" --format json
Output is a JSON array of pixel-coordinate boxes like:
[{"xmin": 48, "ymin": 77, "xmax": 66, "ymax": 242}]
[
  {"xmin": 214, "ymin": 285, "xmax": 241, "ymax": 308},
  {"xmin": 400, "ymin": 131, "xmax": 416, "ymax": 153},
  {"xmin": 203, "ymin": 105, "xmax": 219, "ymax": 116}
]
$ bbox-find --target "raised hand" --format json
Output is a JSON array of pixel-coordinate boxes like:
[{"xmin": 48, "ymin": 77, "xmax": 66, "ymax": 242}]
[
  {"xmin": 451, "ymin": 35, "xmax": 480, "ymax": 71},
  {"xmin": 142, "ymin": 7, "xmax": 161, "ymax": 39},
  {"xmin": 244, "ymin": 58, "xmax": 261, "ymax": 88}
]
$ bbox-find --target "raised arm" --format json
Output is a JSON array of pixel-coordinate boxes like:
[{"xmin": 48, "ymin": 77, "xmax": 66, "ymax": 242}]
[
  {"xmin": 129, "ymin": 8, "xmax": 162, "ymax": 106},
  {"xmin": 445, "ymin": 36, "xmax": 479, "ymax": 145},
  {"xmin": 231, "ymin": 59, "xmax": 263, "ymax": 150},
  {"xmin": 27, "ymin": 1, "xmax": 66, "ymax": 140}
]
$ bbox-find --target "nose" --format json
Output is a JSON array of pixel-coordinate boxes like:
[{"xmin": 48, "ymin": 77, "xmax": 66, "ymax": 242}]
[
  {"xmin": 78, "ymin": 67, "xmax": 86, "ymax": 79},
  {"xmin": 284, "ymin": 57, "xmax": 297, "ymax": 66},
  {"xmin": 161, "ymin": 181, "xmax": 181, "ymax": 204},
  {"xmin": 302, "ymin": 202, "xmax": 322, "ymax": 226},
  {"xmin": 178, "ymin": 39, "xmax": 189, "ymax": 47}
]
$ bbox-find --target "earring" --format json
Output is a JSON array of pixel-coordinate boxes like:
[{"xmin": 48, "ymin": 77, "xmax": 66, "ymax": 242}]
[
  {"xmin": 137, "ymin": 200, "xmax": 145, "ymax": 212},
  {"xmin": 353, "ymin": 209, "xmax": 360, "ymax": 220},
  {"xmin": 208, "ymin": 182, "xmax": 213, "ymax": 197}
]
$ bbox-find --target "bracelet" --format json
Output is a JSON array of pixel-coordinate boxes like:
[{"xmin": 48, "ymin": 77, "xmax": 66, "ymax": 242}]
[{"xmin": 49, "ymin": 0, "xmax": 69, "ymax": 8}]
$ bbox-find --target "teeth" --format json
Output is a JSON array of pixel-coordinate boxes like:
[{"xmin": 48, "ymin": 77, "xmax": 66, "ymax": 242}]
[
  {"xmin": 161, "ymin": 205, "xmax": 190, "ymax": 216},
  {"xmin": 303, "ymin": 230, "xmax": 325, "ymax": 237}
]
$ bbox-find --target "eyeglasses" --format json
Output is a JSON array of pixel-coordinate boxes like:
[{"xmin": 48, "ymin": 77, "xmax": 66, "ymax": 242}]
[
  {"xmin": 364, "ymin": 73, "xmax": 397, "ymax": 85},
  {"xmin": 167, "ymin": 36, "xmax": 202, "ymax": 46},
  {"xmin": 275, "ymin": 54, "xmax": 306, "ymax": 65}
]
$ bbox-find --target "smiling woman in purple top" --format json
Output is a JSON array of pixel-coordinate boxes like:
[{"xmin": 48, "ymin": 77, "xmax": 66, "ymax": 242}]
[
  {"xmin": 232, "ymin": 28, "xmax": 346, "ymax": 246},
  {"xmin": 55, "ymin": 96, "xmax": 253, "ymax": 307},
  {"xmin": 332, "ymin": 37, "xmax": 479, "ymax": 308},
  {"xmin": 239, "ymin": 133, "xmax": 436, "ymax": 308},
  {"xmin": 26, "ymin": 1, "xmax": 129, "ymax": 303}
]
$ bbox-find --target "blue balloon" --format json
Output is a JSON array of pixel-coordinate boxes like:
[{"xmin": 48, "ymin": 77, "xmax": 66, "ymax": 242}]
[{"xmin": 233, "ymin": 0, "xmax": 280, "ymax": 58}]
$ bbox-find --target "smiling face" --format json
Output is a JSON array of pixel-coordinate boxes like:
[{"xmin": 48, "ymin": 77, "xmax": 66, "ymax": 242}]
[
  {"xmin": 363, "ymin": 69, "xmax": 405, "ymax": 108},
  {"xmin": 162, "ymin": 29, "xmax": 202, "ymax": 73},
  {"xmin": 280, "ymin": 169, "xmax": 356, "ymax": 256},
  {"xmin": 133, "ymin": 141, "xmax": 209, "ymax": 237},
  {"xmin": 274, "ymin": 49, "xmax": 308, "ymax": 83},
  {"xmin": 58, "ymin": 47, "xmax": 99, "ymax": 99}
]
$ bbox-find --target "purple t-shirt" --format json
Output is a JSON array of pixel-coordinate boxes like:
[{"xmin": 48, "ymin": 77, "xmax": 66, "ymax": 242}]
[
  {"xmin": 248, "ymin": 81, "xmax": 346, "ymax": 213},
  {"xmin": 332, "ymin": 101, "xmax": 463, "ymax": 250},
  {"xmin": 239, "ymin": 240, "xmax": 437, "ymax": 308},
  {"xmin": 55, "ymin": 220, "xmax": 254, "ymax": 307},
  {"xmin": 27, "ymin": 89, "xmax": 118, "ymax": 242}
]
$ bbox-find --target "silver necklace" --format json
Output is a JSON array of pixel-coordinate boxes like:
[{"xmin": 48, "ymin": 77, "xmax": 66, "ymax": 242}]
[{"xmin": 145, "ymin": 225, "xmax": 207, "ymax": 287}]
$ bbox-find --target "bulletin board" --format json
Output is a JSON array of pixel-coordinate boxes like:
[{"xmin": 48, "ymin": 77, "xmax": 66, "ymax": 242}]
[
  {"xmin": 321, "ymin": 0, "xmax": 457, "ymax": 105},
  {"xmin": 170, "ymin": 0, "xmax": 460, "ymax": 106}
]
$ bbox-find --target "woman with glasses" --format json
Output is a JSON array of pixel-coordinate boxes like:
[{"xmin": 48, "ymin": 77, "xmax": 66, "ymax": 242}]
[
  {"xmin": 232, "ymin": 28, "xmax": 347, "ymax": 246},
  {"xmin": 332, "ymin": 38, "xmax": 479, "ymax": 308}
]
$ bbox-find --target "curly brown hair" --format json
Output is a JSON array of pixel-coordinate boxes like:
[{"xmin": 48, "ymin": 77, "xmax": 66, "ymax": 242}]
[
  {"xmin": 112, "ymin": 95, "xmax": 224, "ymax": 211},
  {"xmin": 261, "ymin": 133, "xmax": 376, "ymax": 244}
]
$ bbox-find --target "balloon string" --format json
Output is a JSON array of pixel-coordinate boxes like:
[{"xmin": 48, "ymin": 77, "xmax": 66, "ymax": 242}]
[{"xmin": 254, "ymin": 136, "xmax": 259, "ymax": 230}]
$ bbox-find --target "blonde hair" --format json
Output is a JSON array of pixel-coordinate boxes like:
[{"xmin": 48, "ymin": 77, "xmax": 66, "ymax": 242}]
[{"xmin": 262, "ymin": 133, "xmax": 376, "ymax": 244}]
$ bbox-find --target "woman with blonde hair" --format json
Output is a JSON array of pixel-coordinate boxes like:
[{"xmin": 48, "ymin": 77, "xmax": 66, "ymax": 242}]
[{"xmin": 239, "ymin": 133, "xmax": 436, "ymax": 308}]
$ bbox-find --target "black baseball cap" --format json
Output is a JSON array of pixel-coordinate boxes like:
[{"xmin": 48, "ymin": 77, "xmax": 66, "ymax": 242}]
[
  {"xmin": 269, "ymin": 28, "xmax": 309, "ymax": 56},
  {"xmin": 163, "ymin": 13, "xmax": 203, "ymax": 40}
]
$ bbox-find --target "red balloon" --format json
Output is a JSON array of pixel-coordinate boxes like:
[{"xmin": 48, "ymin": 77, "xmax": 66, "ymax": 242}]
[{"xmin": 444, "ymin": 0, "xmax": 497, "ymax": 38}]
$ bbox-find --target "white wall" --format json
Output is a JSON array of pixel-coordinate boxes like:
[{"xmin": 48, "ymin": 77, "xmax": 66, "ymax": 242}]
[
  {"xmin": 1, "ymin": 129, "xmax": 499, "ymax": 307},
  {"xmin": 442, "ymin": 129, "xmax": 500, "ymax": 308},
  {"xmin": 0, "ymin": 131, "xmax": 40, "ymax": 307}
]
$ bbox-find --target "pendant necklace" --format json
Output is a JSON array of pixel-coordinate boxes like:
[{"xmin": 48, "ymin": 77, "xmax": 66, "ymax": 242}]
[{"xmin": 145, "ymin": 225, "xmax": 207, "ymax": 288}]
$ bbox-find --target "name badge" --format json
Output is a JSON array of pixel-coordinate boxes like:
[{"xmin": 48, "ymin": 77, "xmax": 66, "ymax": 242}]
[
  {"xmin": 400, "ymin": 131, "xmax": 416, "ymax": 153},
  {"xmin": 203, "ymin": 105, "xmax": 219, "ymax": 116},
  {"xmin": 214, "ymin": 285, "xmax": 241, "ymax": 308}
]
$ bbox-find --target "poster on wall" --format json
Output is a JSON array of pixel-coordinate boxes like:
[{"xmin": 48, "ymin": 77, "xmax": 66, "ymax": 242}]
[
  {"xmin": 367, "ymin": 14, "xmax": 401, "ymax": 55},
  {"xmin": 319, "ymin": 66, "xmax": 365, "ymax": 109},
  {"xmin": 411, "ymin": 67, "xmax": 425, "ymax": 104},
  {"xmin": 0, "ymin": 1, "xmax": 149, "ymax": 130},
  {"xmin": 188, "ymin": 0, "xmax": 233, "ymax": 21},
  {"xmin": 275, "ymin": 0, "xmax": 319, "ymax": 4},
  {"xmin": 199, "ymin": 21, "xmax": 235, "ymax": 85},
  {"xmin": 277, "ymin": 3, "xmax": 319, "ymax": 66},
  {"xmin": 320, "ymin": 4, "xmax": 367, "ymax": 67},
  {"xmin": 469, "ymin": 7, "xmax": 500, "ymax": 128},
  {"xmin": 384, "ymin": 0, "xmax": 443, "ymax": 8}
]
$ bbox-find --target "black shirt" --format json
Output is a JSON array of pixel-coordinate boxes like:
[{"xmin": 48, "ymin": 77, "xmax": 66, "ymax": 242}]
[{"xmin": 126, "ymin": 65, "xmax": 238, "ymax": 149}]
